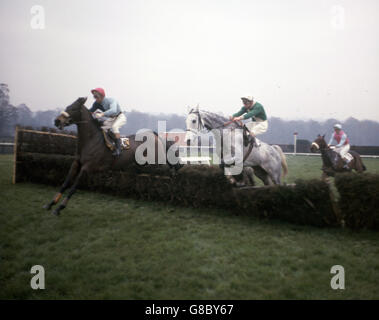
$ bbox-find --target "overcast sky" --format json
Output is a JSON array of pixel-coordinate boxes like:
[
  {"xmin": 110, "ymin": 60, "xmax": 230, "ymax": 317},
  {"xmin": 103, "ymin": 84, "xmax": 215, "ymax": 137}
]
[{"xmin": 0, "ymin": 0, "xmax": 378, "ymax": 121}]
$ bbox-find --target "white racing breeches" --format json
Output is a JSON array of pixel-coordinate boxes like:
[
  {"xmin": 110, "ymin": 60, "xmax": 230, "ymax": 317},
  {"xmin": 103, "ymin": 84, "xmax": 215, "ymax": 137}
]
[
  {"xmin": 245, "ymin": 119, "xmax": 268, "ymax": 136},
  {"xmin": 334, "ymin": 144, "xmax": 352, "ymax": 162},
  {"xmin": 101, "ymin": 113, "xmax": 127, "ymax": 134}
]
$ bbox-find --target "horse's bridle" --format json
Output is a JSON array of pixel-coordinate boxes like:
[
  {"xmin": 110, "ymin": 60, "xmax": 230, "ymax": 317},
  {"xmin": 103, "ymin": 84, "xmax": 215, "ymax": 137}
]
[
  {"xmin": 186, "ymin": 109, "xmax": 245, "ymax": 134},
  {"xmin": 59, "ymin": 108, "xmax": 88, "ymax": 125},
  {"xmin": 186, "ymin": 110, "xmax": 205, "ymax": 135},
  {"xmin": 186, "ymin": 109, "xmax": 254, "ymax": 164},
  {"xmin": 59, "ymin": 111, "xmax": 75, "ymax": 126}
]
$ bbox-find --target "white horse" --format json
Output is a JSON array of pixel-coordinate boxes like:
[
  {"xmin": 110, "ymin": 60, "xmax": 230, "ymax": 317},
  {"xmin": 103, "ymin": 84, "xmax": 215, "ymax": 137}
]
[{"xmin": 185, "ymin": 106, "xmax": 288, "ymax": 185}]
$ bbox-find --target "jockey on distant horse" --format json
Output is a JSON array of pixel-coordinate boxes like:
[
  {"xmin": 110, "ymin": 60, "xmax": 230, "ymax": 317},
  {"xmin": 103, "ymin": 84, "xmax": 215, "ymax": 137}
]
[
  {"xmin": 230, "ymin": 95, "xmax": 268, "ymax": 146},
  {"xmin": 89, "ymin": 87, "xmax": 126, "ymax": 156},
  {"xmin": 327, "ymin": 123, "xmax": 352, "ymax": 170}
]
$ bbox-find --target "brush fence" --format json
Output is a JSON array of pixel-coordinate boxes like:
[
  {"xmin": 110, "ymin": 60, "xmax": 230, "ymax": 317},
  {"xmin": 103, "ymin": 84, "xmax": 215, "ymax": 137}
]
[{"xmin": 13, "ymin": 127, "xmax": 379, "ymax": 229}]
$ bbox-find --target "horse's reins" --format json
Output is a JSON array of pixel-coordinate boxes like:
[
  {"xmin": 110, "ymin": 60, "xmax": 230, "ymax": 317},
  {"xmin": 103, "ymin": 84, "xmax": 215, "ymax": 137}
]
[
  {"xmin": 60, "ymin": 110, "xmax": 88, "ymax": 125},
  {"xmin": 189, "ymin": 110, "xmax": 247, "ymax": 130},
  {"xmin": 188, "ymin": 110, "xmax": 254, "ymax": 164}
]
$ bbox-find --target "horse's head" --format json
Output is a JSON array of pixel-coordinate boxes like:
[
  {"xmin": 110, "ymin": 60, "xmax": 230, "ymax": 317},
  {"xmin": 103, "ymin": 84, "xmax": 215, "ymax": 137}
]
[
  {"xmin": 185, "ymin": 105, "xmax": 203, "ymax": 143},
  {"xmin": 55, "ymin": 97, "xmax": 87, "ymax": 129},
  {"xmin": 310, "ymin": 134, "xmax": 327, "ymax": 152}
]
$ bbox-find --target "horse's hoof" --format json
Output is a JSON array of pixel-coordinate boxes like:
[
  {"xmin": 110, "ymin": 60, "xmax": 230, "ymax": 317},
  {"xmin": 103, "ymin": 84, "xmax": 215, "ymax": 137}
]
[
  {"xmin": 52, "ymin": 209, "xmax": 60, "ymax": 216},
  {"xmin": 43, "ymin": 204, "xmax": 51, "ymax": 210}
]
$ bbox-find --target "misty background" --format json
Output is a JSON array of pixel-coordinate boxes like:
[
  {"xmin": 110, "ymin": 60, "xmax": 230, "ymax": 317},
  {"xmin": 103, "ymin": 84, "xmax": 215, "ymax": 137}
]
[
  {"xmin": 1, "ymin": 83, "xmax": 379, "ymax": 146},
  {"xmin": 0, "ymin": 0, "xmax": 378, "ymax": 145}
]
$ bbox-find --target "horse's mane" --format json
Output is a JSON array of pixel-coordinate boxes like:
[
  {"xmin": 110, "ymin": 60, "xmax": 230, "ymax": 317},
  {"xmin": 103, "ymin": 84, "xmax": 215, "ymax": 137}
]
[
  {"xmin": 196, "ymin": 109, "xmax": 235, "ymax": 129},
  {"xmin": 200, "ymin": 110, "xmax": 228, "ymax": 122},
  {"xmin": 80, "ymin": 104, "xmax": 103, "ymax": 130}
]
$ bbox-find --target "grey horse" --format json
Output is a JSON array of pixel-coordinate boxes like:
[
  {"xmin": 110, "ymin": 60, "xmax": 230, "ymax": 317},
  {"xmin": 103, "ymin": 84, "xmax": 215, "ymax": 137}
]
[{"xmin": 185, "ymin": 106, "xmax": 288, "ymax": 185}]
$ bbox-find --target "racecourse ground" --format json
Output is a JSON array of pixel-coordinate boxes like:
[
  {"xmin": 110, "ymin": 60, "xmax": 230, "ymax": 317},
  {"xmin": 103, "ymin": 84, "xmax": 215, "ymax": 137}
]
[{"xmin": 1, "ymin": 154, "xmax": 379, "ymax": 299}]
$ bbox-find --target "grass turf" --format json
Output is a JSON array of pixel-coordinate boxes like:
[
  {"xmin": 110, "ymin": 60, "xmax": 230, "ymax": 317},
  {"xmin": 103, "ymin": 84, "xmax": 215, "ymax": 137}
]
[{"xmin": 1, "ymin": 154, "xmax": 379, "ymax": 299}]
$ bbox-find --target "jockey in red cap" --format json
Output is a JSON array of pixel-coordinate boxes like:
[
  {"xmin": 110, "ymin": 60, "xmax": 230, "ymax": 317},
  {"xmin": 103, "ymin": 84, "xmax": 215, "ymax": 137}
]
[
  {"xmin": 91, "ymin": 87, "xmax": 105, "ymax": 98},
  {"xmin": 89, "ymin": 87, "xmax": 126, "ymax": 156}
]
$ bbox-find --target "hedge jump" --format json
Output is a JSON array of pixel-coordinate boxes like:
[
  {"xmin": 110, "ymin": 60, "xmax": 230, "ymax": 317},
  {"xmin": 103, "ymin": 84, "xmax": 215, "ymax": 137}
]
[{"xmin": 12, "ymin": 127, "xmax": 379, "ymax": 230}]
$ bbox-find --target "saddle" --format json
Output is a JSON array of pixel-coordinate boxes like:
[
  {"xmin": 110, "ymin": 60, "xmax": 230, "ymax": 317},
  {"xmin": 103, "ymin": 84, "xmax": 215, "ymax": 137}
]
[
  {"xmin": 102, "ymin": 130, "xmax": 130, "ymax": 152},
  {"xmin": 95, "ymin": 118, "xmax": 130, "ymax": 152}
]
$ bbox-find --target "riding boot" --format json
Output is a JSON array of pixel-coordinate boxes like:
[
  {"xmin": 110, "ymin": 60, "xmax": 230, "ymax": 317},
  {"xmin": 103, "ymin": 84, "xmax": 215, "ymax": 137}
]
[{"xmin": 113, "ymin": 138, "xmax": 122, "ymax": 156}]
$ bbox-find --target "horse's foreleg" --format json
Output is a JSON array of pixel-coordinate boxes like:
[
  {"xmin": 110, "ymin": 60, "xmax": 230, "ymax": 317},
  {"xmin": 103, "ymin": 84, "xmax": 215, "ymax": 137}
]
[
  {"xmin": 252, "ymin": 166, "xmax": 272, "ymax": 186},
  {"xmin": 243, "ymin": 167, "xmax": 255, "ymax": 186},
  {"xmin": 43, "ymin": 160, "xmax": 80, "ymax": 210},
  {"xmin": 52, "ymin": 167, "xmax": 86, "ymax": 216}
]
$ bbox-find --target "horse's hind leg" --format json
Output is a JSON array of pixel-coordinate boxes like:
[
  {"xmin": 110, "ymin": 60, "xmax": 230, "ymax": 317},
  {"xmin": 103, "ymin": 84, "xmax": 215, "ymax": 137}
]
[
  {"xmin": 263, "ymin": 175, "xmax": 274, "ymax": 186},
  {"xmin": 263, "ymin": 165, "xmax": 282, "ymax": 185},
  {"xmin": 43, "ymin": 160, "xmax": 80, "ymax": 210},
  {"xmin": 273, "ymin": 173, "xmax": 281, "ymax": 185}
]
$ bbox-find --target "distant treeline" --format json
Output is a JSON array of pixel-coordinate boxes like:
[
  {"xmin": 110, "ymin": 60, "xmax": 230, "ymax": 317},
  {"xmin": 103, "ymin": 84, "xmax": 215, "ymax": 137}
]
[{"xmin": 1, "ymin": 83, "xmax": 379, "ymax": 145}]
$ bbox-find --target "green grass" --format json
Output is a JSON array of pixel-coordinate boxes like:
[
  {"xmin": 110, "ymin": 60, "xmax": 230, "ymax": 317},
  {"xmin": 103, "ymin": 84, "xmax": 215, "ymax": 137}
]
[
  {"xmin": 266, "ymin": 154, "xmax": 379, "ymax": 186},
  {"xmin": 1, "ymin": 154, "xmax": 379, "ymax": 299}
]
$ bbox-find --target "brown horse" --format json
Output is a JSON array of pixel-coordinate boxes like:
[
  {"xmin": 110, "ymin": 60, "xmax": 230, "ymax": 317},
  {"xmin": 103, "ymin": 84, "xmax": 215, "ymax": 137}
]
[
  {"xmin": 310, "ymin": 134, "xmax": 366, "ymax": 178},
  {"xmin": 43, "ymin": 97, "xmax": 168, "ymax": 215}
]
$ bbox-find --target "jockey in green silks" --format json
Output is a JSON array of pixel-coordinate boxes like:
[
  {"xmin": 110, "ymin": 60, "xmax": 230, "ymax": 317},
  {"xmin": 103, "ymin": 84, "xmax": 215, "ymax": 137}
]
[{"xmin": 230, "ymin": 95, "xmax": 268, "ymax": 146}]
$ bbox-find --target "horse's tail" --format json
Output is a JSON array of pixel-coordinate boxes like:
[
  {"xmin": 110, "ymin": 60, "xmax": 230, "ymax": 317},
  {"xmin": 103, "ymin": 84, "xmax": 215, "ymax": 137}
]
[{"xmin": 273, "ymin": 145, "xmax": 288, "ymax": 177}]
